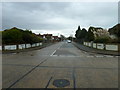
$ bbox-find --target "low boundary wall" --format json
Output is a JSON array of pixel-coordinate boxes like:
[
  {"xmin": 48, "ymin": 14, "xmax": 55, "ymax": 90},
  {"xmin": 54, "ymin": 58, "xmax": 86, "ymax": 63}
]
[
  {"xmin": 83, "ymin": 42, "xmax": 119, "ymax": 51},
  {"xmin": 0, "ymin": 42, "xmax": 43, "ymax": 51}
]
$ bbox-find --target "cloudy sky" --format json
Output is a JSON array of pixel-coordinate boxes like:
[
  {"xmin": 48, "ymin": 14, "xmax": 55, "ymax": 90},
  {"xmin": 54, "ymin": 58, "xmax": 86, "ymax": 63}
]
[{"xmin": 2, "ymin": 2, "xmax": 118, "ymax": 37}]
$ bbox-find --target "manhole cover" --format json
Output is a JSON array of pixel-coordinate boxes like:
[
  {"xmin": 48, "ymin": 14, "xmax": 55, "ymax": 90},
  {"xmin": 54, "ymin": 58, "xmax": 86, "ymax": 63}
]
[{"xmin": 53, "ymin": 79, "xmax": 70, "ymax": 87}]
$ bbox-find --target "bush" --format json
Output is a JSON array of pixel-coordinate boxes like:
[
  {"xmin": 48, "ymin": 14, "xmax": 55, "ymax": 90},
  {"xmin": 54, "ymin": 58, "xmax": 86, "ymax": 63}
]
[
  {"xmin": 94, "ymin": 37, "xmax": 110, "ymax": 43},
  {"xmin": 107, "ymin": 38, "xmax": 119, "ymax": 43},
  {"xmin": 2, "ymin": 27, "xmax": 43, "ymax": 45},
  {"xmin": 2, "ymin": 28, "xmax": 23, "ymax": 44}
]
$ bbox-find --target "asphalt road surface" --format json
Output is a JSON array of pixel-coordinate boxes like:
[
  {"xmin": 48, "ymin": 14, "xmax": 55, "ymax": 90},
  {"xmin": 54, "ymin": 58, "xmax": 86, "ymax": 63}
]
[{"xmin": 2, "ymin": 41, "xmax": 118, "ymax": 88}]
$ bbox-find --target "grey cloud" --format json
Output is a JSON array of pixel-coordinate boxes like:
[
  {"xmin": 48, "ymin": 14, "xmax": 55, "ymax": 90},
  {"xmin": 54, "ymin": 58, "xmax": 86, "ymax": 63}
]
[{"xmin": 2, "ymin": 2, "xmax": 118, "ymax": 36}]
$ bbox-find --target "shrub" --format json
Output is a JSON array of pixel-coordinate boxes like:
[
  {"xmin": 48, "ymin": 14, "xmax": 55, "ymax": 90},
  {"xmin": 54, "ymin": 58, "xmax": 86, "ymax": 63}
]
[
  {"xmin": 2, "ymin": 27, "xmax": 43, "ymax": 45},
  {"xmin": 94, "ymin": 36, "xmax": 110, "ymax": 43}
]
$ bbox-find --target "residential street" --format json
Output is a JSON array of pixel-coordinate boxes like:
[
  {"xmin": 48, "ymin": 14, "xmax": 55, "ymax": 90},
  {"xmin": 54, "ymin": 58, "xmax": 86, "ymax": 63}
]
[{"xmin": 2, "ymin": 41, "xmax": 118, "ymax": 88}]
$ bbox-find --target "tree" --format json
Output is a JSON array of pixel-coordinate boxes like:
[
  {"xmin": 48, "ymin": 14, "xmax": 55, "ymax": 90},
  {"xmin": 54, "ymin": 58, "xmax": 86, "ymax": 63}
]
[
  {"xmin": 22, "ymin": 30, "xmax": 34, "ymax": 44},
  {"xmin": 60, "ymin": 35, "xmax": 66, "ymax": 41},
  {"xmin": 75, "ymin": 26, "xmax": 88, "ymax": 43},
  {"xmin": 2, "ymin": 27, "xmax": 43, "ymax": 45},
  {"xmin": 75, "ymin": 26, "xmax": 82, "ymax": 39},
  {"xmin": 2, "ymin": 27, "xmax": 23, "ymax": 44},
  {"xmin": 86, "ymin": 27, "xmax": 95, "ymax": 41},
  {"xmin": 94, "ymin": 36, "xmax": 110, "ymax": 43},
  {"xmin": 108, "ymin": 24, "xmax": 120, "ymax": 37},
  {"xmin": 67, "ymin": 36, "xmax": 72, "ymax": 41},
  {"xmin": 22, "ymin": 30, "xmax": 43, "ymax": 44},
  {"xmin": 80, "ymin": 28, "xmax": 87, "ymax": 39},
  {"xmin": 108, "ymin": 24, "xmax": 120, "ymax": 38}
]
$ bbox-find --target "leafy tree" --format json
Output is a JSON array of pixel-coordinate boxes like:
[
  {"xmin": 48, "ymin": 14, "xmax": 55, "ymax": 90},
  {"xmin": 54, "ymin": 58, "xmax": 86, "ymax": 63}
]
[
  {"xmin": 67, "ymin": 36, "xmax": 72, "ymax": 41},
  {"xmin": 94, "ymin": 36, "xmax": 110, "ymax": 43},
  {"xmin": 22, "ymin": 30, "xmax": 34, "ymax": 44},
  {"xmin": 86, "ymin": 27, "xmax": 95, "ymax": 41},
  {"xmin": 80, "ymin": 28, "xmax": 87, "ymax": 39},
  {"xmin": 2, "ymin": 27, "xmax": 43, "ymax": 45},
  {"xmin": 108, "ymin": 24, "xmax": 120, "ymax": 38},
  {"xmin": 75, "ymin": 26, "xmax": 81, "ymax": 39},
  {"xmin": 108, "ymin": 24, "xmax": 120, "ymax": 43},
  {"xmin": 2, "ymin": 27, "xmax": 23, "ymax": 44},
  {"xmin": 75, "ymin": 26, "xmax": 89, "ymax": 43},
  {"xmin": 60, "ymin": 35, "xmax": 66, "ymax": 41}
]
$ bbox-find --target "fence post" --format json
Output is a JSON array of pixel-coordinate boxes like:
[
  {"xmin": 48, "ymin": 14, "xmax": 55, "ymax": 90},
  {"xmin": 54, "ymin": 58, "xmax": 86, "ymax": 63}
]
[
  {"xmin": 25, "ymin": 44, "xmax": 26, "ymax": 49},
  {"xmin": 103, "ymin": 43, "xmax": 106, "ymax": 50},
  {"xmin": 118, "ymin": 44, "xmax": 120, "ymax": 52},
  {"xmin": 16, "ymin": 44, "xmax": 19, "ymax": 50},
  {"xmin": 2, "ymin": 45, "xmax": 5, "ymax": 51},
  {"xmin": 87, "ymin": 42, "xmax": 88, "ymax": 46},
  {"xmin": 91, "ymin": 41, "xmax": 93, "ymax": 48},
  {"xmin": 96, "ymin": 43, "xmax": 97, "ymax": 49}
]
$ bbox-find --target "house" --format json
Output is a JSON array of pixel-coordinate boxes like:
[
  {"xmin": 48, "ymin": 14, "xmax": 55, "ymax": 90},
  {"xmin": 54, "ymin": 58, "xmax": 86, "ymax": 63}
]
[
  {"xmin": 52, "ymin": 36, "xmax": 59, "ymax": 42},
  {"xmin": 37, "ymin": 34, "xmax": 60, "ymax": 42},
  {"xmin": 43, "ymin": 34, "xmax": 53, "ymax": 41}
]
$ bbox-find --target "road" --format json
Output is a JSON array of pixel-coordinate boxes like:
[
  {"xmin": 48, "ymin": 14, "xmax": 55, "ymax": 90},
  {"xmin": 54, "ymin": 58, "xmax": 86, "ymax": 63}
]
[{"xmin": 2, "ymin": 41, "xmax": 118, "ymax": 88}]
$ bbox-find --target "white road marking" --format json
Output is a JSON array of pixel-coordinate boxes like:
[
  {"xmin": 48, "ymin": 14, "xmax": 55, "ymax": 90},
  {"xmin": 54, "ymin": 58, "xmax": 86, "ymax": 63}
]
[
  {"xmin": 52, "ymin": 55, "xmax": 58, "ymax": 56},
  {"xmin": 95, "ymin": 55, "xmax": 104, "ymax": 57},
  {"xmin": 52, "ymin": 55, "xmax": 81, "ymax": 57},
  {"xmin": 50, "ymin": 50, "xmax": 56, "ymax": 56},
  {"xmin": 104, "ymin": 55, "xmax": 114, "ymax": 57},
  {"xmin": 106, "ymin": 56, "xmax": 114, "ymax": 57},
  {"xmin": 87, "ymin": 56, "xmax": 94, "ymax": 57},
  {"xmin": 115, "ymin": 56, "xmax": 119, "ymax": 57},
  {"xmin": 51, "ymin": 55, "xmax": 119, "ymax": 58},
  {"xmin": 50, "ymin": 44, "xmax": 63, "ymax": 56},
  {"xmin": 12, "ymin": 53, "xmax": 17, "ymax": 54},
  {"xmin": 57, "ymin": 46, "xmax": 61, "ymax": 49}
]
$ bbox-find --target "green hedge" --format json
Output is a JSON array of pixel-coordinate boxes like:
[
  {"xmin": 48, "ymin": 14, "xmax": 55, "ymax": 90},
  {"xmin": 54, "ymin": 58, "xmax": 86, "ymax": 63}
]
[{"xmin": 2, "ymin": 27, "xmax": 43, "ymax": 45}]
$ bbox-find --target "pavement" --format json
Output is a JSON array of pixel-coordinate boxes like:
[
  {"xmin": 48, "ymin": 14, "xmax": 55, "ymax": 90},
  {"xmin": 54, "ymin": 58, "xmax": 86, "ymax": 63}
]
[
  {"xmin": 2, "ymin": 41, "xmax": 118, "ymax": 89},
  {"xmin": 73, "ymin": 42, "xmax": 119, "ymax": 56}
]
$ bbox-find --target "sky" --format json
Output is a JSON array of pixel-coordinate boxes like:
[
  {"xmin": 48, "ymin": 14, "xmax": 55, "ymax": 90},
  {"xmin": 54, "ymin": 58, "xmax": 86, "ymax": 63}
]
[{"xmin": 2, "ymin": 2, "xmax": 118, "ymax": 37}]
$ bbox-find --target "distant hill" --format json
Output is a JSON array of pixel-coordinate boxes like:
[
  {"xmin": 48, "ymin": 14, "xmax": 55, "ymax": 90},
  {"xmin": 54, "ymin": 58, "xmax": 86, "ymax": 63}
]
[{"xmin": 108, "ymin": 24, "xmax": 120, "ymax": 37}]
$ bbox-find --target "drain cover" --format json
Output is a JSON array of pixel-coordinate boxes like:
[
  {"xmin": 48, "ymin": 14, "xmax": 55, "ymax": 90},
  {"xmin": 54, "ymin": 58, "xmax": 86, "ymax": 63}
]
[{"xmin": 53, "ymin": 79, "xmax": 70, "ymax": 87}]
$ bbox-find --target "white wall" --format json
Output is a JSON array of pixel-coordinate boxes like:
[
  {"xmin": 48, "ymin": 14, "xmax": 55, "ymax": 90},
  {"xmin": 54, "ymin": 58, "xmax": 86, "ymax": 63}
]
[
  {"xmin": 2, "ymin": 42, "xmax": 43, "ymax": 50},
  {"xmin": 84, "ymin": 42, "xmax": 118, "ymax": 51},
  {"xmin": 0, "ymin": 46, "xmax": 2, "ymax": 50},
  {"xmin": 106, "ymin": 44, "xmax": 118, "ymax": 51},
  {"xmin": 93, "ymin": 43, "xmax": 96, "ymax": 48},
  {"xmin": 5, "ymin": 45, "xmax": 16, "ymax": 50},
  {"xmin": 19, "ymin": 44, "xmax": 25, "ymax": 49},
  {"xmin": 97, "ymin": 43, "xmax": 104, "ymax": 50}
]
